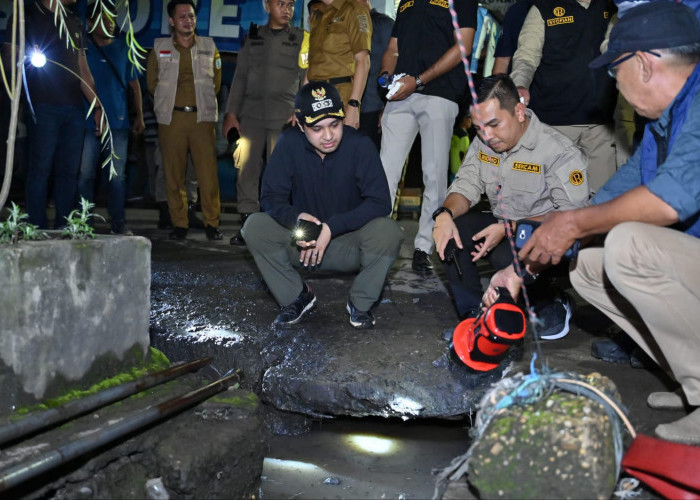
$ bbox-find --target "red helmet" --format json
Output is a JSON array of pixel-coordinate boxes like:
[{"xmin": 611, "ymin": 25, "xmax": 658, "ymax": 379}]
[{"xmin": 453, "ymin": 289, "xmax": 526, "ymax": 371}]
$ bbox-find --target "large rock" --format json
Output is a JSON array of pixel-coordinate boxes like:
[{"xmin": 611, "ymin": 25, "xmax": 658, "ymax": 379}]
[{"xmin": 0, "ymin": 235, "xmax": 151, "ymax": 411}]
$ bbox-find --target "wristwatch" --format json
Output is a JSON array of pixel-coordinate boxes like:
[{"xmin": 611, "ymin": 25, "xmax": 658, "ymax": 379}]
[
  {"xmin": 414, "ymin": 75, "xmax": 425, "ymax": 90},
  {"xmin": 348, "ymin": 99, "xmax": 361, "ymax": 109},
  {"xmin": 432, "ymin": 206, "xmax": 453, "ymax": 221}
]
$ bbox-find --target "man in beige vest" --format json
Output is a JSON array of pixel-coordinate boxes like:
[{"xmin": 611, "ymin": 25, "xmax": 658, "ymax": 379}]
[{"xmin": 146, "ymin": 0, "xmax": 223, "ymax": 240}]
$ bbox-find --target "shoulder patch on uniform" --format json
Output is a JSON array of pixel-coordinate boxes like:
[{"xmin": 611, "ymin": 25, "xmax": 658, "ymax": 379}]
[
  {"xmin": 399, "ymin": 0, "xmax": 414, "ymax": 13},
  {"xmin": 512, "ymin": 161, "xmax": 541, "ymax": 174},
  {"xmin": 478, "ymin": 151, "xmax": 500, "ymax": 166},
  {"xmin": 569, "ymin": 170, "xmax": 584, "ymax": 186},
  {"xmin": 429, "ymin": 0, "xmax": 449, "ymax": 8},
  {"xmin": 358, "ymin": 14, "xmax": 370, "ymax": 33}
]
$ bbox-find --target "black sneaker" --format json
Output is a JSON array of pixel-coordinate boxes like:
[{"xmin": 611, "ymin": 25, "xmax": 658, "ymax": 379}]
[
  {"xmin": 169, "ymin": 227, "xmax": 188, "ymax": 240},
  {"xmin": 229, "ymin": 230, "xmax": 245, "ymax": 246},
  {"xmin": 532, "ymin": 293, "xmax": 572, "ymax": 340},
  {"xmin": 205, "ymin": 225, "xmax": 223, "ymax": 241},
  {"xmin": 346, "ymin": 300, "xmax": 376, "ymax": 329},
  {"xmin": 412, "ymin": 249, "xmax": 433, "ymax": 275},
  {"xmin": 274, "ymin": 283, "xmax": 316, "ymax": 325}
]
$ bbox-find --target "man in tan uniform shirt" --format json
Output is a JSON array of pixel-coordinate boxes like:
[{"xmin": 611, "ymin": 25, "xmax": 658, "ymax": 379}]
[
  {"xmin": 306, "ymin": 0, "xmax": 371, "ymax": 128},
  {"xmin": 147, "ymin": 0, "xmax": 223, "ymax": 241}
]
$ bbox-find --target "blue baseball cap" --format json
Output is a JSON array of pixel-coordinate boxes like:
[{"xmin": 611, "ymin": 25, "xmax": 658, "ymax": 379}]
[{"xmin": 590, "ymin": 1, "xmax": 700, "ymax": 68}]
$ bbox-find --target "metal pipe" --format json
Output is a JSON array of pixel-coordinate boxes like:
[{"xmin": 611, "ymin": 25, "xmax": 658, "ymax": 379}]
[
  {"xmin": 0, "ymin": 369, "xmax": 243, "ymax": 493},
  {"xmin": 0, "ymin": 357, "xmax": 212, "ymax": 447}
]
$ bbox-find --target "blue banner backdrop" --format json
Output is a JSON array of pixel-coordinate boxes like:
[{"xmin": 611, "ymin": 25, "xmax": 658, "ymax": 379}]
[{"xmin": 0, "ymin": 0, "xmax": 304, "ymax": 52}]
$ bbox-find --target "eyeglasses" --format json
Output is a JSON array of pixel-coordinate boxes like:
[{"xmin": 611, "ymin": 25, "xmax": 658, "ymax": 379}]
[{"xmin": 606, "ymin": 50, "xmax": 661, "ymax": 78}]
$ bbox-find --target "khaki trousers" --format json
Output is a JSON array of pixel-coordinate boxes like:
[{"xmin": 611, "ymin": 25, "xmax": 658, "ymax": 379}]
[
  {"xmin": 242, "ymin": 213, "xmax": 404, "ymax": 311},
  {"xmin": 233, "ymin": 122, "xmax": 281, "ymax": 214},
  {"xmin": 554, "ymin": 123, "xmax": 617, "ymax": 193},
  {"xmin": 570, "ymin": 222, "xmax": 700, "ymax": 405},
  {"xmin": 158, "ymin": 111, "xmax": 221, "ymax": 228}
]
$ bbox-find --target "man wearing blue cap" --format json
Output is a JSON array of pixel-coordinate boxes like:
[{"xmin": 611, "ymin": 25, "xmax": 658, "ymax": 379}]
[
  {"xmin": 497, "ymin": 1, "xmax": 700, "ymax": 444},
  {"xmin": 242, "ymin": 82, "xmax": 403, "ymax": 329}
]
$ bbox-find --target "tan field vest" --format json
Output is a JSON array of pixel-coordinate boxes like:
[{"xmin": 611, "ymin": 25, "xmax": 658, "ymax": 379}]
[{"xmin": 152, "ymin": 36, "xmax": 218, "ymax": 124}]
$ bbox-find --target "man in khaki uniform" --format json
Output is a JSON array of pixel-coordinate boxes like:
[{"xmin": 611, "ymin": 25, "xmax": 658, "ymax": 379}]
[
  {"xmin": 223, "ymin": 0, "xmax": 309, "ymax": 246},
  {"xmin": 509, "ymin": 0, "xmax": 616, "ymax": 192},
  {"xmin": 306, "ymin": 0, "xmax": 371, "ymax": 128},
  {"xmin": 433, "ymin": 75, "xmax": 589, "ymax": 337},
  {"xmin": 147, "ymin": 0, "xmax": 223, "ymax": 241}
]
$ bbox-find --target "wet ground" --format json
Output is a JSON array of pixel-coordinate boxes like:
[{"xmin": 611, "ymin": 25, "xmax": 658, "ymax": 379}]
[{"xmin": 106, "ymin": 205, "xmax": 681, "ymax": 498}]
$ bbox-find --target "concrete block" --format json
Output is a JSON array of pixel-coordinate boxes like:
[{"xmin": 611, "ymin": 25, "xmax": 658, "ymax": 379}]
[
  {"xmin": 0, "ymin": 235, "xmax": 151, "ymax": 410},
  {"xmin": 467, "ymin": 372, "xmax": 619, "ymax": 499}
]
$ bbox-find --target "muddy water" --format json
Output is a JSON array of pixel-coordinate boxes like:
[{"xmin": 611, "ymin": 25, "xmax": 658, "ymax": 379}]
[{"xmin": 261, "ymin": 417, "xmax": 472, "ymax": 499}]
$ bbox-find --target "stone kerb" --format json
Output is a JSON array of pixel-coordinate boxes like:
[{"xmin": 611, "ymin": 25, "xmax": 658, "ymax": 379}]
[{"xmin": 0, "ymin": 234, "xmax": 151, "ymax": 412}]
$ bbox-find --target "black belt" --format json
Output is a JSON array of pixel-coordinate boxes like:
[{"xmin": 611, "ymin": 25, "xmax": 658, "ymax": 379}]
[
  {"xmin": 324, "ymin": 76, "xmax": 353, "ymax": 85},
  {"xmin": 174, "ymin": 106, "xmax": 197, "ymax": 112}
]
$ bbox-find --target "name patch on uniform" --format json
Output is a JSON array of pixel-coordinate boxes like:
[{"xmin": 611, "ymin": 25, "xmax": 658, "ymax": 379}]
[
  {"xmin": 400, "ymin": 0, "xmax": 414, "ymax": 12},
  {"xmin": 429, "ymin": 0, "xmax": 449, "ymax": 8},
  {"xmin": 159, "ymin": 50, "xmax": 172, "ymax": 57},
  {"xmin": 358, "ymin": 14, "xmax": 370, "ymax": 33},
  {"xmin": 569, "ymin": 170, "xmax": 585, "ymax": 185},
  {"xmin": 512, "ymin": 161, "xmax": 541, "ymax": 174},
  {"xmin": 547, "ymin": 15, "xmax": 574, "ymax": 26},
  {"xmin": 478, "ymin": 151, "xmax": 500, "ymax": 166}
]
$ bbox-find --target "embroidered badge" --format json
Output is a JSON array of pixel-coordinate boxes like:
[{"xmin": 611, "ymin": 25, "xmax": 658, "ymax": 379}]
[
  {"xmin": 429, "ymin": 0, "xmax": 449, "ymax": 8},
  {"xmin": 478, "ymin": 151, "xmax": 500, "ymax": 166},
  {"xmin": 569, "ymin": 170, "xmax": 585, "ymax": 186},
  {"xmin": 311, "ymin": 87, "xmax": 333, "ymax": 112},
  {"xmin": 512, "ymin": 161, "xmax": 541, "ymax": 174},
  {"xmin": 358, "ymin": 14, "xmax": 370, "ymax": 33},
  {"xmin": 553, "ymin": 6, "xmax": 565, "ymax": 16},
  {"xmin": 400, "ymin": 0, "xmax": 414, "ymax": 13}
]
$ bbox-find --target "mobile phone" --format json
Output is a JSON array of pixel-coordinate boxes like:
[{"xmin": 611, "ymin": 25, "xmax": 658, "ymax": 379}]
[
  {"xmin": 514, "ymin": 219, "xmax": 580, "ymax": 259},
  {"xmin": 291, "ymin": 219, "xmax": 322, "ymax": 242}
]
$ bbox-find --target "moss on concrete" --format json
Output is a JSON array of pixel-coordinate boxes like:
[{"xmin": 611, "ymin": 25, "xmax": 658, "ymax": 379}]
[
  {"xmin": 210, "ymin": 391, "xmax": 259, "ymax": 410},
  {"xmin": 14, "ymin": 347, "xmax": 170, "ymax": 416}
]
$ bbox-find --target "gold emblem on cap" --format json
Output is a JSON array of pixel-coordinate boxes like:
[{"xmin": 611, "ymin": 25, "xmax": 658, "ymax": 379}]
[
  {"xmin": 553, "ymin": 6, "xmax": 565, "ymax": 16},
  {"xmin": 569, "ymin": 170, "xmax": 585, "ymax": 186},
  {"xmin": 311, "ymin": 87, "xmax": 327, "ymax": 100}
]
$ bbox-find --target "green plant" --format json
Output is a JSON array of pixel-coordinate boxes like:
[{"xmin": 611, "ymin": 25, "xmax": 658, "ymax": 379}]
[
  {"xmin": 0, "ymin": 201, "xmax": 47, "ymax": 244},
  {"xmin": 61, "ymin": 197, "xmax": 105, "ymax": 240}
]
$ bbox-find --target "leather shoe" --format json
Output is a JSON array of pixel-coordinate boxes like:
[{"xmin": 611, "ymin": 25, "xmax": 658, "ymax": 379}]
[
  {"xmin": 169, "ymin": 227, "xmax": 188, "ymax": 240},
  {"xmin": 412, "ymin": 249, "xmax": 433, "ymax": 275},
  {"xmin": 648, "ymin": 391, "xmax": 686, "ymax": 410},
  {"xmin": 655, "ymin": 408, "xmax": 700, "ymax": 445},
  {"xmin": 205, "ymin": 225, "xmax": 223, "ymax": 241}
]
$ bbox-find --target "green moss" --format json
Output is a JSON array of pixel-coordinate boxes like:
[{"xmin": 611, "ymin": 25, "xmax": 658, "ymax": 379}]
[
  {"xmin": 15, "ymin": 347, "xmax": 170, "ymax": 416},
  {"xmin": 210, "ymin": 391, "xmax": 259, "ymax": 410}
]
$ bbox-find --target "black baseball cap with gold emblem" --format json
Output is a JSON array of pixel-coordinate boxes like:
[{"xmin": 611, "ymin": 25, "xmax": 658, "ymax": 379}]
[{"xmin": 294, "ymin": 82, "xmax": 345, "ymax": 126}]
